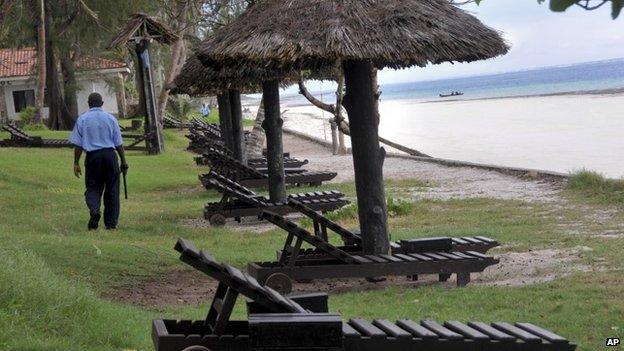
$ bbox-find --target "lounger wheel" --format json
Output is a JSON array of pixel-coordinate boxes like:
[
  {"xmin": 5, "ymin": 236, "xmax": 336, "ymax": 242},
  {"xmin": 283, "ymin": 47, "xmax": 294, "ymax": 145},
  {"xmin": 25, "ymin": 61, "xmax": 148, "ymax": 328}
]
[
  {"xmin": 265, "ymin": 273, "xmax": 293, "ymax": 294},
  {"xmin": 209, "ymin": 214, "xmax": 226, "ymax": 226},
  {"xmin": 182, "ymin": 346, "xmax": 210, "ymax": 351}
]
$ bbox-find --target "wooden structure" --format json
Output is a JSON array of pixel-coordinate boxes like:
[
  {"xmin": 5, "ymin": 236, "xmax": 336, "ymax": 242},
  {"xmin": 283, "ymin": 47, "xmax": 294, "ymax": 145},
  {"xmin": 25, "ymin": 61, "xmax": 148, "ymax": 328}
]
[
  {"xmin": 0, "ymin": 124, "xmax": 148, "ymax": 150},
  {"xmin": 195, "ymin": 0, "xmax": 509, "ymax": 256},
  {"xmin": 202, "ymin": 147, "xmax": 337, "ymax": 188},
  {"xmin": 200, "ymin": 171, "xmax": 348, "ymax": 226},
  {"xmin": 197, "ymin": 151, "xmax": 308, "ymax": 170},
  {"xmin": 163, "ymin": 116, "xmax": 192, "ymax": 129},
  {"xmin": 249, "ymin": 211, "xmax": 499, "ymax": 293},
  {"xmin": 152, "ymin": 238, "xmax": 577, "ymax": 351},
  {"xmin": 109, "ymin": 13, "xmax": 179, "ymax": 154},
  {"xmin": 286, "ymin": 199, "xmax": 499, "ymax": 255},
  {"xmin": 0, "ymin": 124, "xmax": 73, "ymax": 148}
]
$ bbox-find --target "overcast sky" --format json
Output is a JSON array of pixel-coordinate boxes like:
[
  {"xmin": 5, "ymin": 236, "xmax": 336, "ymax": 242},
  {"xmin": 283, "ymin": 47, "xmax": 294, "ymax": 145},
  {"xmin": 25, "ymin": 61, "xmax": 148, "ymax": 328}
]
[{"xmin": 377, "ymin": 0, "xmax": 624, "ymax": 84}]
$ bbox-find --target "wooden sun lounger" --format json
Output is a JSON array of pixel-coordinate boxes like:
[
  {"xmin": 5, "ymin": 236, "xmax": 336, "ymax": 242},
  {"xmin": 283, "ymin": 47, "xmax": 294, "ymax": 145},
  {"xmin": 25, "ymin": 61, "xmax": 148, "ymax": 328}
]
[
  {"xmin": 197, "ymin": 147, "xmax": 308, "ymax": 169},
  {"xmin": 152, "ymin": 238, "xmax": 576, "ymax": 351},
  {"xmin": 248, "ymin": 211, "xmax": 499, "ymax": 294},
  {"xmin": 205, "ymin": 148, "xmax": 337, "ymax": 188},
  {"xmin": 200, "ymin": 171, "xmax": 348, "ymax": 225},
  {"xmin": 288, "ymin": 199, "xmax": 500, "ymax": 255},
  {"xmin": 1, "ymin": 124, "xmax": 73, "ymax": 148},
  {"xmin": 163, "ymin": 115, "xmax": 192, "ymax": 129}
]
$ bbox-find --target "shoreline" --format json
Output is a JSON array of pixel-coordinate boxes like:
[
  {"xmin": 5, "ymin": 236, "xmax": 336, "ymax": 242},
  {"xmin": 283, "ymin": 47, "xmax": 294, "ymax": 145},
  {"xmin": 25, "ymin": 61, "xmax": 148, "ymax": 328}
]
[{"xmin": 283, "ymin": 128, "xmax": 569, "ymax": 182}]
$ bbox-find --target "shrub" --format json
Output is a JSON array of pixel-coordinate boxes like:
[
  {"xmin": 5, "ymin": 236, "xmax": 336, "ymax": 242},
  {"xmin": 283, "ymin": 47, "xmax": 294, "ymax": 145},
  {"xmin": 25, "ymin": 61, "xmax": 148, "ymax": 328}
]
[
  {"xmin": 387, "ymin": 197, "xmax": 414, "ymax": 217},
  {"xmin": 567, "ymin": 169, "xmax": 624, "ymax": 205},
  {"xmin": 17, "ymin": 106, "xmax": 37, "ymax": 124}
]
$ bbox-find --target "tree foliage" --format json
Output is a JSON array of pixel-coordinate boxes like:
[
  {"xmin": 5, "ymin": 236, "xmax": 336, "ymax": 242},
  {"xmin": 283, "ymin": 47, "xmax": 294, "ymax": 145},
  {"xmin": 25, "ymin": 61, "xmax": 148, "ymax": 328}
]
[{"xmin": 450, "ymin": 0, "xmax": 622, "ymax": 18}]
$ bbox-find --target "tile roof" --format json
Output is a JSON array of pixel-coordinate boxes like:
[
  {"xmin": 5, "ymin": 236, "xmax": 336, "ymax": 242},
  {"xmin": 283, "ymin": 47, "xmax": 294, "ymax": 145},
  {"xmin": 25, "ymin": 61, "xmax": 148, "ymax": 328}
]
[{"xmin": 0, "ymin": 47, "xmax": 127, "ymax": 79}]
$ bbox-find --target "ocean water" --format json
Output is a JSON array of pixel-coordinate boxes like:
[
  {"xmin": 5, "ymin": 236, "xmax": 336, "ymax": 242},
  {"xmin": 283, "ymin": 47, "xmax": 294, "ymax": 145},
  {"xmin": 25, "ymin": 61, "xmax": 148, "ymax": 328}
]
[
  {"xmin": 279, "ymin": 58, "xmax": 624, "ymax": 105},
  {"xmin": 258, "ymin": 59, "xmax": 624, "ymax": 178},
  {"xmin": 380, "ymin": 58, "xmax": 624, "ymax": 101}
]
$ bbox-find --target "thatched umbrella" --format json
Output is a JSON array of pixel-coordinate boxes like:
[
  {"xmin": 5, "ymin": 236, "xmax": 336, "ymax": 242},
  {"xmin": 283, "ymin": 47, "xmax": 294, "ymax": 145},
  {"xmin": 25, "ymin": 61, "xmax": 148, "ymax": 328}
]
[
  {"xmin": 197, "ymin": 0, "xmax": 509, "ymax": 254},
  {"xmin": 109, "ymin": 13, "xmax": 179, "ymax": 154},
  {"xmin": 170, "ymin": 54, "xmax": 302, "ymax": 170}
]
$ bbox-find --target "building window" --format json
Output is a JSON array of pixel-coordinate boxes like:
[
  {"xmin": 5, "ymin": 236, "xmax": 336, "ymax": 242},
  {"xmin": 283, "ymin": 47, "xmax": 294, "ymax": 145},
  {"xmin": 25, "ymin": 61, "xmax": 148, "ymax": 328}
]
[{"xmin": 12, "ymin": 89, "xmax": 35, "ymax": 113}]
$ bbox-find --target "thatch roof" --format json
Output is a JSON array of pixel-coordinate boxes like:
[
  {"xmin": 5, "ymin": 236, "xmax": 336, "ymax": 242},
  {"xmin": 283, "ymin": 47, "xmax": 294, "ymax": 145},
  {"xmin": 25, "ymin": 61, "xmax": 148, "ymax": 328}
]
[
  {"xmin": 108, "ymin": 13, "xmax": 179, "ymax": 49},
  {"xmin": 170, "ymin": 53, "xmax": 337, "ymax": 96},
  {"xmin": 197, "ymin": 0, "xmax": 509, "ymax": 72}
]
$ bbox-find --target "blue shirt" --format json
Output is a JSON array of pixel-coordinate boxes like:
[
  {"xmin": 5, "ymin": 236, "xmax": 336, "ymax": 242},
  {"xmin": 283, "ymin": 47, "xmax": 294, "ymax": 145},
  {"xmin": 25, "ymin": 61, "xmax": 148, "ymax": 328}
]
[{"xmin": 69, "ymin": 108, "xmax": 123, "ymax": 152}]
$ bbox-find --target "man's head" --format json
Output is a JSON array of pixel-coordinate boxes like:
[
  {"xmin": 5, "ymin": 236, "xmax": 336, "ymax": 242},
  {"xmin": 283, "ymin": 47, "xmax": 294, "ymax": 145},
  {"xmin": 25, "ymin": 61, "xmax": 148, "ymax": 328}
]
[{"xmin": 88, "ymin": 93, "xmax": 104, "ymax": 108}]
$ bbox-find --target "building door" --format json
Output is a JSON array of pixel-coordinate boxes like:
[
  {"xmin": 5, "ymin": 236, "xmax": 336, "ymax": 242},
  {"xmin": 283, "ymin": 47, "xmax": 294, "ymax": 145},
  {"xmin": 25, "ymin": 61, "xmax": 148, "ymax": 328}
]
[{"xmin": 12, "ymin": 89, "xmax": 35, "ymax": 113}]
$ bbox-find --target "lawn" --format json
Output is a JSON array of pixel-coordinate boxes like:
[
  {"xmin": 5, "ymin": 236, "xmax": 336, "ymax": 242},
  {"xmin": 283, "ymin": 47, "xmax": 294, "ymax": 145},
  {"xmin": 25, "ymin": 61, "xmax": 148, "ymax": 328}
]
[{"xmin": 0, "ymin": 129, "xmax": 621, "ymax": 350}]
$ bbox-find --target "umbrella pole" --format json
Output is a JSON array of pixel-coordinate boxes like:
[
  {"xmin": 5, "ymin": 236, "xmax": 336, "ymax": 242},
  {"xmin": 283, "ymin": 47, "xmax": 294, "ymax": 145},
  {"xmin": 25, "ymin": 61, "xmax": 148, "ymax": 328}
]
[
  {"xmin": 217, "ymin": 92, "xmax": 233, "ymax": 150},
  {"xmin": 262, "ymin": 79, "xmax": 286, "ymax": 203},
  {"xmin": 229, "ymin": 89, "xmax": 244, "ymax": 163},
  {"xmin": 343, "ymin": 59, "xmax": 390, "ymax": 255}
]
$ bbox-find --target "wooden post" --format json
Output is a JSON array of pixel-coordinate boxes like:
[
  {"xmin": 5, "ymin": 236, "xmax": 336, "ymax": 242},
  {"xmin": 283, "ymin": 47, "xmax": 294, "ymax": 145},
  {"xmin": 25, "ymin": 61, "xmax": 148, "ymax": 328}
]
[
  {"xmin": 115, "ymin": 73, "xmax": 127, "ymax": 119},
  {"xmin": 0, "ymin": 85, "xmax": 7, "ymax": 123},
  {"xmin": 261, "ymin": 80, "xmax": 286, "ymax": 203},
  {"xmin": 330, "ymin": 120, "xmax": 339, "ymax": 155},
  {"xmin": 135, "ymin": 39, "xmax": 164, "ymax": 154},
  {"xmin": 229, "ymin": 89, "xmax": 244, "ymax": 163},
  {"xmin": 342, "ymin": 60, "xmax": 390, "ymax": 255},
  {"xmin": 217, "ymin": 92, "xmax": 233, "ymax": 150}
]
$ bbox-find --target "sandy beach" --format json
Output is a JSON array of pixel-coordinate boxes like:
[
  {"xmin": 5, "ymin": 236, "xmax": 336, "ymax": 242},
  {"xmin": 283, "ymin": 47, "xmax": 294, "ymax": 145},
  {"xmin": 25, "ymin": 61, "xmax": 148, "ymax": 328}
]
[{"xmin": 247, "ymin": 92, "xmax": 624, "ymax": 178}]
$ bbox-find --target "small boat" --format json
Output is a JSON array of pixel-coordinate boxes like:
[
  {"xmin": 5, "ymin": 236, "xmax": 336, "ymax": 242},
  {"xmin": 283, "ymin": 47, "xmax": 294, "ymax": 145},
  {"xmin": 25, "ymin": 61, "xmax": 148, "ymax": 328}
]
[{"xmin": 439, "ymin": 91, "xmax": 464, "ymax": 98}]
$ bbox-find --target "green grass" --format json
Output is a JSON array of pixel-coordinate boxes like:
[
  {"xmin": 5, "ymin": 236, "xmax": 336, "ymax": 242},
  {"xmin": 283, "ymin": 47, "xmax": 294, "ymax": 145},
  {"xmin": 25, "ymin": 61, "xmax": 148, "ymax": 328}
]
[
  {"xmin": 0, "ymin": 131, "xmax": 621, "ymax": 350},
  {"xmin": 566, "ymin": 169, "xmax": 624, "ymax": 205}
]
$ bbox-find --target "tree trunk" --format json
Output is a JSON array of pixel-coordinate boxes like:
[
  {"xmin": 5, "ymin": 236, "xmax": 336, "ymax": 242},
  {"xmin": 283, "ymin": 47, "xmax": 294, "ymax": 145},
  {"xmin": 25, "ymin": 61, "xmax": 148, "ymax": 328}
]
[
  {"xmin": 157, "ymin": 0, "xmax": 189, "ymax": 119},
  {"xmin": 61, "ymin": 51, "xmax": 78, "ymax": 119},
  {"xmin": 229, "ymin": 89, "xmax": 244, "ymax": 162},
  {"xmin": 342, "ymin": 60, "xmax": 390, "ymax": 255},
  {"xmin": 245, "ymin": 97, "xmax": 265, "ymax": 159},
  {"xmin": 44, "ymin": 0, "xmax": 73, "ymax": 130},
  {"xmin": 217, "ymin": 92, "xmax": 233, "ymax": 150},
  {"xmin": 33, "ymin": 0, "xmax": 46, "ymax": 124},
  {"xmin": 0, "ymin": 85, "xmax": 7, "ymax": 123},
  {"xmin": 262, "ymin": 80, "xmax": 286, "ymax": 203}
]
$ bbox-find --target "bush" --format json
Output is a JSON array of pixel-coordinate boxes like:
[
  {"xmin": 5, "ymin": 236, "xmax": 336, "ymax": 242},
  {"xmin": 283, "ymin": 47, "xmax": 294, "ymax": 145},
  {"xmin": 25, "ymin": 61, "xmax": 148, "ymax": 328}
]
[
  {"xmin": 387, "ymin": 197, "xmax": 414, "ymax": 217},
  {"xmin": 166, "ymin": 95, "xmax": 198, "ymax": 121},
  {"xmin": 567, "ymin": 170, "xmax": 624, "ymax": 205},
  {"xmin": 17, "ymin": 106, "xmax": 37, "ymax": 124}
]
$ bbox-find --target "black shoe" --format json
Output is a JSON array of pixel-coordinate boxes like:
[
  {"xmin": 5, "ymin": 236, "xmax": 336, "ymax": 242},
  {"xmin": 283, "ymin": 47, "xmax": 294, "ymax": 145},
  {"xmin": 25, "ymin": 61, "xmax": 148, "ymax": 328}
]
[{"xmin": 88, "ymin": 211, "xmax": 101, "ymax": 230}]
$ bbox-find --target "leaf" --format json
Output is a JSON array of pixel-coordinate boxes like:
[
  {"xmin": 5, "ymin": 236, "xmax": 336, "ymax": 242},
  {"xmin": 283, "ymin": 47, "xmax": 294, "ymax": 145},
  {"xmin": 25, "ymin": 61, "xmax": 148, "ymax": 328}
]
[
  {"xmin": 613, "ymin": 0, "xmax": 624, "ymax": 19},
  {"xmin": 549, "ymin": 0, "xmax": 578, "ymax": 11}
]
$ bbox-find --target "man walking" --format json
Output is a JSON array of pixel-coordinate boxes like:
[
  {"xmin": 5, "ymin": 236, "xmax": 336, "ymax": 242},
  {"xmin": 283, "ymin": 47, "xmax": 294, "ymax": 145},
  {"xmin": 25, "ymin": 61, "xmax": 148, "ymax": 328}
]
[{"xmin": 69, "ymin": 92, "xmax": 128, "ymax": 230}]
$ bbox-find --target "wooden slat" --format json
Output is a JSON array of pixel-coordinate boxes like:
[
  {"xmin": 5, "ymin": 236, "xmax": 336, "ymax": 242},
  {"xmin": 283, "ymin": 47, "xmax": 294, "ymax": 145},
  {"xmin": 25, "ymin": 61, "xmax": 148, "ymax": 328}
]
[
  {"xmin": 464, "ymin": 251, "xmax": 489, "ymax": 259},
  {"xmin": 444, "ymin": 321, "xmax": 490, "ymax": 341},
  {"xmin": 394, "ymin": 254, "xmax": 417, "ymax": 262},
  {"xmin": 365, "ymin": 255, "xmax": 388, "ymax": 263},
  {"xmin": 516, "ymin": 323, "xmax": 569, "ymax": 344},
  {"xmin": 467, "ymin": 322, "xmax": 516, "ymax": 342},
  {"xmin": 462, "ymin": 237, "xmax": 482, "ymax": 244},
  {"xmin": 343, "ymin": 322, "xmax": 361, "ymax": 338},
  {"xmin": 436, "ymin": 252, "xmax": 464, "ymax": 260},
  {"xmin": 451, "ymin": 251, "xmax": 477, "ymax": 259},
  {"xmin": 352, "ymin": 256, "xmax": 373, "ymax": 264},
  {"xmin": 396, "ymin": 320, "xmax": 439, "ymax": 340},
  {"xmin": 349, "ymin": 318, "xmax": 387, "ymax": 338},
  {"xmin": 421, "ymin": 320, "xmax": 463, "ymax": 340},
  {"xmin": 451, "ymin": 237, "xmax": 470, "ymax": 245},
  {"xmin": 492, "ymin": 322, "xmax": 542, "ymax": 343},
  {"xmin": 421, "ymin": 253, "xmax": 449, "ymax": 261},
  {"xmin": 475, "ymin": 236, "xmax": 497, "ymax": 243},
  {"xmin": 373, "ymin": 319, "xmax": 412, "ymax": 339},
  {"xmin": 379, "ymin": 254, "xmax": 403, "ymax": 262},
  {"xmin": 408, "ymin": 253, "xmax": 434, "ymax": 261}
]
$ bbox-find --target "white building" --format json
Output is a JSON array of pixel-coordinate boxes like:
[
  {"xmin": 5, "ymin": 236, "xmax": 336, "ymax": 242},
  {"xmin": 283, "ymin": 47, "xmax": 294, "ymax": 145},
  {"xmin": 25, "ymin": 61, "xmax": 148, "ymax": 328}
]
[{"xmin": 0, "ymin": 47, "xmax": 129, "ymax": 123}]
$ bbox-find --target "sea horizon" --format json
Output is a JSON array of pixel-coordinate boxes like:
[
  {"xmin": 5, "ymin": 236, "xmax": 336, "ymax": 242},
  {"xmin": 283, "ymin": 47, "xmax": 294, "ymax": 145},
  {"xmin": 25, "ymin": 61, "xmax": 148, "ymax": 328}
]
[{"xmin": 246, "ymin": 57, "xmax": 624, "ymax": 107}]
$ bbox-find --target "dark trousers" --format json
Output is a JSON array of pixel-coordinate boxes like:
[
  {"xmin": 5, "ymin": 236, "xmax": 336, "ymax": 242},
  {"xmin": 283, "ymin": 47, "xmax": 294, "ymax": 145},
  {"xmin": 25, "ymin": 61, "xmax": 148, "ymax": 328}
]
[{"xmin": 84, "ymin": 148, "xmax": 120, "ymax": 227}]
